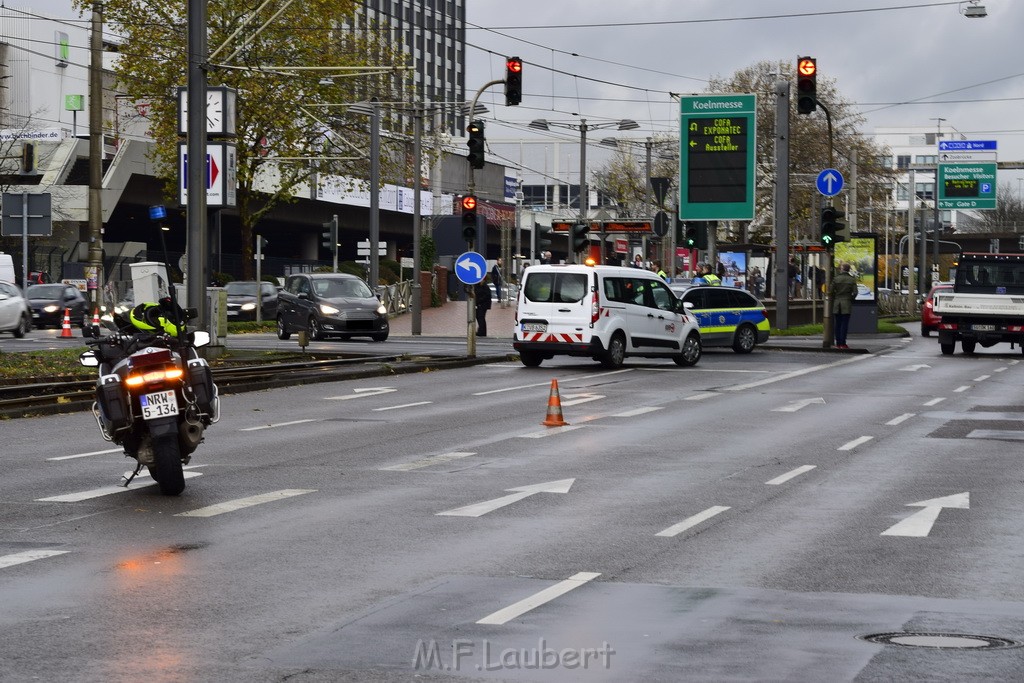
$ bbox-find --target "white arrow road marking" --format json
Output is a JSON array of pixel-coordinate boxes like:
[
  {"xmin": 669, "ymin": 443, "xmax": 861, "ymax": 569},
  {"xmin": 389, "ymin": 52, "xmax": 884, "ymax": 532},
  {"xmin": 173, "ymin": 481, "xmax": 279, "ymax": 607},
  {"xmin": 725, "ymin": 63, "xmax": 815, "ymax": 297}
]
[
  {"xmin": 923, "ymin": 397, "xmax": 946, "ymax": 406},
  {"xmin": 380, "ymin": 452, "xmax": 475, "ymax": 472},
  {"xmin": 457, "ymin": 256, "xmax": 482, "ymax": 279},
  {"xmin": 175, "ymin": 489, "xmax": 315, "ymax": 518},
  {"xmin": 48, "ymin": 447, "xmax": 122, "ymax": 461},
  {"xmin": 0, "ymin": 549, "xmax": 69, "ymax": 570},
  {"xmin": 655, "ymin": 506, "xmax": 730, "ymax": 537},
  {"xmin": 967, "ymin": 429, "xmax": 1024, "ymax": 441},
  {"xmin": 772, "ymin": 397, "xmax": 826, "ymax": 413},
  {"xmin": 240, "ymin": 419, "xmax": 317, "ymax": 431},
  {"xmin": 559, "ymin": 393, "xmax": 605, "ymax": 407},
  {"xmin": 765, "ymin": 465, "xmax": 816, "ymax": 486},
  {"xmin": 37, "ymin": 471, "xmax": 203, "ymax": 502},
  {"xmin": 887, "ymin": 413, "xmax": 916, "ymax": 426},
  {"xmin": 325, "ymin": 387, "xmax": 397, "ymax": 400},
  {"xmin": 611, "ymin": 407, "xmax": 663, "ymax": 417},
  {"xmin": 373, "ymin": 401, "xmax": 432, "ymax": 412},
  {"xmin": 900, "ymin": 364, "xmax": 931, "ymax": 371},
  {"xmin": 838, "ymin": 435, "xmax": 873, "ymax": 451},
  {"xmin": 477, "ymin": 572, "xmax": 601, "ymax": 625},
  {"xmin": 881, "ymin": 492, "xmax": 969, "ymax": 537},
  {"xmin": 437, "ymin": 478, "xmax": 575, "ymax": 517}
]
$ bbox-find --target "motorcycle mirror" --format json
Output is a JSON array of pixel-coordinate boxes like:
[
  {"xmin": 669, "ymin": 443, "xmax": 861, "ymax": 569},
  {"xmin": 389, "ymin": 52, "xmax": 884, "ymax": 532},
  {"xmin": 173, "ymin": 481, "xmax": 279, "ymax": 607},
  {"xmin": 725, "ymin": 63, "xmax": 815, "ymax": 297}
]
[
  {"xmin": 79, "ymin": 351, "xmax": 99, "ymax": 367},
  {"xmin": 192, "ymin": 330, "xmax": 211, "ymax": 347}
]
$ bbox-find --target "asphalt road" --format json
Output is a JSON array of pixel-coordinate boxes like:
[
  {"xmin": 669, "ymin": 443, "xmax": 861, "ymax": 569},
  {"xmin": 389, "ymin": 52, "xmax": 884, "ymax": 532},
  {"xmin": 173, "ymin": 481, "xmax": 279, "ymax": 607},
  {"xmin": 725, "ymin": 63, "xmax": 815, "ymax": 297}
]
[{"xmin": 3, "ymin": 331, "xmax": 1024, "ymax": 682}]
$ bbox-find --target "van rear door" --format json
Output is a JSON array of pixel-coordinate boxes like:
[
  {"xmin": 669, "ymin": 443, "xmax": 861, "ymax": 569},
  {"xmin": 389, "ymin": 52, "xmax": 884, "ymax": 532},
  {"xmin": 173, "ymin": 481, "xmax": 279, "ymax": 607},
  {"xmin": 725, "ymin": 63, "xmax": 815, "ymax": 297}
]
[{"xmin": 517, "ymin": 269, "xmax": 592, "ymax": 340}]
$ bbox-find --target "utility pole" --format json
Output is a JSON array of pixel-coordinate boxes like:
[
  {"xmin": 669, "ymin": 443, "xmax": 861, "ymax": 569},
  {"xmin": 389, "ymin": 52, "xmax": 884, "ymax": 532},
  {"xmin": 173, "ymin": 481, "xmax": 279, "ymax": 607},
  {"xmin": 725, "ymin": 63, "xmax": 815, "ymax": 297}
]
[
  {"xmin": 87, "ymin": 2, "xmax": 103, "ymax": 316},
  {"xmin": 773, "ymin": 78, "xmax": 790, "ymax": 328}
]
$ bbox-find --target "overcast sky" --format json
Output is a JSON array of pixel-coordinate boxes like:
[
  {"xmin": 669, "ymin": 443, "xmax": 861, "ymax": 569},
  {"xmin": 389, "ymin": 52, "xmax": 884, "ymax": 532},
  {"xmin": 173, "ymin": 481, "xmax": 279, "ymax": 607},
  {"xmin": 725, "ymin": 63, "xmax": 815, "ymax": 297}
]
[{"xmin": 19, "ymin": 0, "xmax": 1024, "ymax": 190}]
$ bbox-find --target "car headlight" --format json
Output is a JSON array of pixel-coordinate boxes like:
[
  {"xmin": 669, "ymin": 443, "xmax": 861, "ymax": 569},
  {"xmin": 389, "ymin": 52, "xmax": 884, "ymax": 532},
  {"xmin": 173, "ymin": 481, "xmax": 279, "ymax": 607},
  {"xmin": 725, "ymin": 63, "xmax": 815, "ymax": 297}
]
[
  {"xmin": 241, "ymin": 303, "xmax": 256, "ymax": 311},
  {"xmin": 319, "ymin": 304, "xmax": 340, "ymax": 315},
  {"xmin": 43, "ymin": 305, "xmax": 59, "ymax": 313},
  {"xmin": 376, "ymin": 304, "xmax": 387, "ymax": 315}
]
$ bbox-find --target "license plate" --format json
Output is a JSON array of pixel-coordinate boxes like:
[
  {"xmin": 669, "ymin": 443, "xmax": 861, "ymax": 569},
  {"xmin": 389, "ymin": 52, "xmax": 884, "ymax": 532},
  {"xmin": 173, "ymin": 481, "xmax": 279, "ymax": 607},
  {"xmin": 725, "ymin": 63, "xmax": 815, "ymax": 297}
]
[
  {"xmin": 227, "ymin": 310, "xmax": 239, "ymax": 316},
  {"xmin": 140, "ymin": 390, "xmax": 179, "ymax": 420},
  {"xmin": 521, "ymin": 323, "xmax": 547, "ymax": 333},
  {"xmin": 972, "ymin": 324, "xmax": 996, "ymax": 331}
]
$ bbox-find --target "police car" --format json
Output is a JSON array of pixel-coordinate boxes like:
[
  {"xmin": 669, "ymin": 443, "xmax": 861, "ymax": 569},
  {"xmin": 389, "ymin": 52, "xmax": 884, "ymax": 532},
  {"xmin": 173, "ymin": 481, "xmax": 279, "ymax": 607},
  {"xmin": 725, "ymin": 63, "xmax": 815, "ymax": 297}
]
[{"xmin": 672, "ymin": 285, "xmax": 770, "ymax": 353}]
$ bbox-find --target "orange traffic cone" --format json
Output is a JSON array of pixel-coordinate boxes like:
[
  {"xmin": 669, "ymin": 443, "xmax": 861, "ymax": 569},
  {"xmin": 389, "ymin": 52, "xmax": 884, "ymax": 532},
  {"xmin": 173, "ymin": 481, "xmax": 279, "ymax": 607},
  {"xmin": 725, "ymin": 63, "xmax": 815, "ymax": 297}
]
[
  {"xmin": 60, "ymin": 308, "xmax": 73, "ymax": 338},
  {"xmin": 541, "ymin": 379, "xmax": 569, "ymax": 427}
]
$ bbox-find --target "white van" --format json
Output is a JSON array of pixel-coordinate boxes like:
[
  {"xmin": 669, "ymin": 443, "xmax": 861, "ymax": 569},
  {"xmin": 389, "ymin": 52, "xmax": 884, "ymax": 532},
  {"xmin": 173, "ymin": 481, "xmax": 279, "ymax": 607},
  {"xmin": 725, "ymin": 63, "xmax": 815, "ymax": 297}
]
[
  {"xmin": 513, "ymin": 263, "xmax": 702, "ymax": 368},
  {"xmin": 0, "ymin": 252, "xmax": 15, "ymax": 284}
]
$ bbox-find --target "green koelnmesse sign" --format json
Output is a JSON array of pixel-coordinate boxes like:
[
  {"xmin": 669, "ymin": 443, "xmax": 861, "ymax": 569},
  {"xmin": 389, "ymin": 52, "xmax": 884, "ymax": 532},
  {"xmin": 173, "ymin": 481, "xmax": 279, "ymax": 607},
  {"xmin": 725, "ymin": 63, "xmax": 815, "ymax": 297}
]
[
  {"xmin": 938, "ymin": 162, "xmax": 997, "ymax": 210},
  {"xmin": 679, "ymin": 94, "xmax": 756, "ymax": 221}
]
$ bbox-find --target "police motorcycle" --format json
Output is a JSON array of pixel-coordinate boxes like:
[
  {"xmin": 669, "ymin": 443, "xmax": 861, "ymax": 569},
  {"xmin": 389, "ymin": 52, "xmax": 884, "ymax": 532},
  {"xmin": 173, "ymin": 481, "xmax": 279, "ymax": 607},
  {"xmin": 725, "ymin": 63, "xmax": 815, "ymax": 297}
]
[{"xmin": 79, "ymin": 297, "xmax": 219, "ymax": 495}]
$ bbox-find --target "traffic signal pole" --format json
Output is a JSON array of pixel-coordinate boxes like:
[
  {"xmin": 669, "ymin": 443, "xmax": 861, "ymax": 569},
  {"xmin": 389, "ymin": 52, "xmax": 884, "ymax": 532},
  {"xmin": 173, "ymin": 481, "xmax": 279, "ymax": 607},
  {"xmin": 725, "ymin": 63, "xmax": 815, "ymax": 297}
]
[{"xmin": 818, "ymin": 99, "xmax": 836, "ymax": 349}]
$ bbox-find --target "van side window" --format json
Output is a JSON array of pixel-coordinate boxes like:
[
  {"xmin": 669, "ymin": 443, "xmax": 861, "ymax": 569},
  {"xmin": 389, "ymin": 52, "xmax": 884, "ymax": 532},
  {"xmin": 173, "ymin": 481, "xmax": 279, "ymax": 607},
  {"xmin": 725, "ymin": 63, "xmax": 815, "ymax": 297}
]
[
  {"xmin": 603, "ymin": 277, "xmax": 628, "ymax": 303},
  {"xmin": 649, "ymin": 281, "xmax": 676, "ymax": 311}
]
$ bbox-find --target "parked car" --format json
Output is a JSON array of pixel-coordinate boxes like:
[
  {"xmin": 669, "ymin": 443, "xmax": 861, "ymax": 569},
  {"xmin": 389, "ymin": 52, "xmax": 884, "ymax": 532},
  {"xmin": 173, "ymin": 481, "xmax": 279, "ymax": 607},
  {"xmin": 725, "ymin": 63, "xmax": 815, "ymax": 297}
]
[
  {"xmin": 674, "ymin": 285, "xmax": 770, "ymax": 353},
  {"xmin": 225, "ymin": 280, "xmax": 279, "ymax": 321},
  {"xmin": 0, "ymin": 280, "xmax": 31, "ymax": 337},
  {"xmin": 26, "ymin": 283, "xmax": 88, "ymax": 328},
  {"xmin": 921, "ymin": 282, "xmax": 954, "ymax": 337},
  {"xmin": 277, "ymin": 272, "xmax": 389, "ymax": 341}
]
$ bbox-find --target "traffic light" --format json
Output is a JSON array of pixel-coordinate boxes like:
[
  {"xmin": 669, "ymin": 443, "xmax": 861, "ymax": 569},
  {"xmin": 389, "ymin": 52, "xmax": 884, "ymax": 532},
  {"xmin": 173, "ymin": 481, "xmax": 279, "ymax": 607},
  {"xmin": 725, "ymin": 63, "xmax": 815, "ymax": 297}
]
[
  {"xmin": 467, "ymin": 120, "xmax": 485, "ymax": 170},
  {"xmin": 835, "ymin": 211, "xmax": 850, "ymax": 243},
  {"xmin": 796, "ymin": 56, "xmax": 817, "ymax": 115},
  {"xmin": 820, "ymin": 206, "xmax": 838, "ymax": 247},
  {"xmin": 683, "ymin": 222, "xmax": 708, "ymax": 250},
  {"xmin": 571, "ymin": 222, "xmax": 589, "ymax": 252},
  {"xmin": 461, "ymin": 195, "xmax": 478, "ymax": 243},
  {"xmin": 20, "ymin": 142, "xmax": 35, "ymax": 174},
  {"xmin": 535, "ymin": 222, "xmax": 552, "ymax": 254},
  {"xmin": 504, "ymin": 56, "xmax": 522, "ymax": 106},
  {"xmin": 321, "ymin": 215, "xmax": 338, "ymax": 249}
]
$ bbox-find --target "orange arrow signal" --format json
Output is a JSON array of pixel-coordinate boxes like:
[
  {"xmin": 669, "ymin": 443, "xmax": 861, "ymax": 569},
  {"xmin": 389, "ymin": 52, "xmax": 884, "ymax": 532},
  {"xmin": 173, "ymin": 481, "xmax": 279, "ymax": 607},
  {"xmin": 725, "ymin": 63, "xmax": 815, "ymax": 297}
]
[{"xmin": 798, "ymin": 58, "xmax": 816, "ymax": 77}]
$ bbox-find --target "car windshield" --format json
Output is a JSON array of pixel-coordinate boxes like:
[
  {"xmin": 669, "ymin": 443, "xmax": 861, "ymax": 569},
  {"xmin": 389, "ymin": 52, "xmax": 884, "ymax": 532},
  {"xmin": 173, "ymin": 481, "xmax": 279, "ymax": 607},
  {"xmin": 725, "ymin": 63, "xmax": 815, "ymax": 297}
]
[
  {"xmin": 26, "ymin": 284, "xmax": 65, "ymax": 299},
  {"xmin": 314, "ymin": 278, "xmax": 373, "ymax": 299},
  {"xmin": 225, "ymin": 282, "xmax": 260, "ymax": 296}
]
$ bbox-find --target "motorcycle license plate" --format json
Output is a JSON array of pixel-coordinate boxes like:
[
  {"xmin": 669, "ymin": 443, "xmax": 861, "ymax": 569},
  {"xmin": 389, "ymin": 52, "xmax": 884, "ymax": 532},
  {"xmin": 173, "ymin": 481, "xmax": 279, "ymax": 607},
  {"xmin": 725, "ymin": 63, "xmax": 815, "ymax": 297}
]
[{"xmin": 140, "ymin": 390, "xmax": 179, "ymax": 420}]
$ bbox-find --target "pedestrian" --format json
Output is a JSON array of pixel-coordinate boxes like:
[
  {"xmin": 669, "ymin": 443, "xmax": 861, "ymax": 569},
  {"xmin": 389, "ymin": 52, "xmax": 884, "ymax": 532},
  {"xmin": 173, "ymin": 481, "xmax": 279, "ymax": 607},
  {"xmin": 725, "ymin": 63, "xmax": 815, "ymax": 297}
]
[
  {"xmin": 702, "ymin": 263, "xmax": 722, "ymax": 286},
  {"xmin": 691, "ymin": 263, "xmax": 709, "ymax": 285},
  {"xmin": 632, "ymin": 254, "xmax": 644, "ymax": 269},
  {"xmin": 788, "ymin": 257, "xmax": 799, "ymax": 298},
  {"xmin": 832, "ymin": 262, "xmax": 858, "ymax": 349},
  {"xmin": 475, "ymin": 275, "xmax": 492, "ymax": 337},
  {"xmin": 750, "ymin": 267, "xmax": 765, "ymax": 298},
  {"xmin": 653, "ymin": 261, "xmax": 667, "ymax": 280},
  {"xmin": 491, "ymin": 257, "xmax": 504, "ymax": 302}
]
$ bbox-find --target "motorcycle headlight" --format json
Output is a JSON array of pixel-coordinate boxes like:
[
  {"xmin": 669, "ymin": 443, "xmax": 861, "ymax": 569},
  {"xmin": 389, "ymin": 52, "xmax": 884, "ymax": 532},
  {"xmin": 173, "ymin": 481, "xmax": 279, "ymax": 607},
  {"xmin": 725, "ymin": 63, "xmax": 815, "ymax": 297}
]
[
  {"xmin": 43, "ymin": 305, "xmax": 59, "ymax": 313},
  {"xmin": 376, "ymin": 304, "xmax": 387, "ymax": 315},
  {"xmin": 241, "ymin": 303, "xmax": 256, "ymax": 311},
  {"xmin": 319, "ymin": 304, "xmax": 340, "ymax": 315}
]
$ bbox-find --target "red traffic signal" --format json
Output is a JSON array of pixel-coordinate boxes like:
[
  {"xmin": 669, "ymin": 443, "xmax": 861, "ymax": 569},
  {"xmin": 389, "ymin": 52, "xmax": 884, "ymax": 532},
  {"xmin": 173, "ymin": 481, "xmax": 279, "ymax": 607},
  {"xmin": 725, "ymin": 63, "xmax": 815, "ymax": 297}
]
[
  {"xmin": 461, "ymin": 195, "xmax": 478, "ymax": 243},
  {"xmin": 505, "ymin": 56, "xmax": 522, "ymax": 106},
  {"xmin": 461, "ymin": 195, "xmax": 477, "ymax": 212}
]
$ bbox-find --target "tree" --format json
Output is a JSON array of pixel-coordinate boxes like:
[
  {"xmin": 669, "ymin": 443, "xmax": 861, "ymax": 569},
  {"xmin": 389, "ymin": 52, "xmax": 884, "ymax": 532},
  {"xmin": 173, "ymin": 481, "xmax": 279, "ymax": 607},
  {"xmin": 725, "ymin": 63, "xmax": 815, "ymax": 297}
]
[
  {"xmin": 73, "ymin": 0, "xmax": 412, "ymax": 278},
  {"xmin": 963, "ymin": 182, "xmax": 1024, "ymax": 233},
  {"xmin": 590, "ymin": 135, "xmax": 677, "ymax": 218}
]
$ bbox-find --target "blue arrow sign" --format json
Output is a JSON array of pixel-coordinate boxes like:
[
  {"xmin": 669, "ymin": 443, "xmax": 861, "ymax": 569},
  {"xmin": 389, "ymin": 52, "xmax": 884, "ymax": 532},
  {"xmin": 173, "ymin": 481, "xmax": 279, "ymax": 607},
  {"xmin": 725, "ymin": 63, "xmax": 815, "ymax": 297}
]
[
  {"xmin": 455, "ymin": 251, "xmax": 487, "ymax": 285},
  {"xmin": 816, "ymin": 169, "xmax": 844, "ymax": 197}
]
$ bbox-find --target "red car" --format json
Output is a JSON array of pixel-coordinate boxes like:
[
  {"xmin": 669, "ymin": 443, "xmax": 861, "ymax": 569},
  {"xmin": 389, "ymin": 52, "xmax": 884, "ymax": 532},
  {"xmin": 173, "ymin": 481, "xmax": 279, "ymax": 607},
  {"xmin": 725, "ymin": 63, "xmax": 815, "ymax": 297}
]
[{"xmin": 921, "ymin": 283, "xmax": 953, "ymax": 337}]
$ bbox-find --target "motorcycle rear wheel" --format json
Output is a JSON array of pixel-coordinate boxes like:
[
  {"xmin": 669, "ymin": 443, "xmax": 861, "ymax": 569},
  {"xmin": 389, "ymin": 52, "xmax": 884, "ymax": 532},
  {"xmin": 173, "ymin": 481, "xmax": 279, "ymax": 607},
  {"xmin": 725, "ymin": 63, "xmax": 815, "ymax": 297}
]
[{"xmin": 153, "ymin": 436, "xmax": 185, "ymax": 495}]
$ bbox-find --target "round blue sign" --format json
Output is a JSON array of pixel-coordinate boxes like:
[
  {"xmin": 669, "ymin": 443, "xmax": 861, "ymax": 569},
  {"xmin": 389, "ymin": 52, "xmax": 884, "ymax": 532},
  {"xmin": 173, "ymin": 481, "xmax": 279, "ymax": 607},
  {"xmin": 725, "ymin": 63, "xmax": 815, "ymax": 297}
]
[
  {"xmin": 455, "ymin": 251, "xmax": 487, "ymax": 285},
  {"xmin": 816, "ymin": 169, "xmax": 844, "ymax": 197}
]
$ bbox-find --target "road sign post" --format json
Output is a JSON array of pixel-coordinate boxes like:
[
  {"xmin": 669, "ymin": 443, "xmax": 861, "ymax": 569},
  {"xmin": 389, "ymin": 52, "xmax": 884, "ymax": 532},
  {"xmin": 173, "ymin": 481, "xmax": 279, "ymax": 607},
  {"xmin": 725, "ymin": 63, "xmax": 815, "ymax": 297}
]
[{"xmin": 679, "ymin": 94, "xmax": 756, "ymax": 222}]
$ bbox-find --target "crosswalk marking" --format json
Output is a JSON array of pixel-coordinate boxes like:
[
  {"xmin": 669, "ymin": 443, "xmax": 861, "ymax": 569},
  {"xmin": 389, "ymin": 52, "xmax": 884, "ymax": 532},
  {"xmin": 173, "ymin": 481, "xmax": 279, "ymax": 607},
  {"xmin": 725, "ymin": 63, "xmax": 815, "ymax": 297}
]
[
  {"xmin": 0, "ymin": 549, "xmax": 69, "ymax": 570},
  {"xmin": 380, "ymin": 452, "xmax": 475, "ymax": 472},
  {"xmin": 175, "ymin": 489, "xmax": 315, "ymax": 518},
  {"xmin": 37, "ymin": 471, "xmax": 203, "ymax": 502}
]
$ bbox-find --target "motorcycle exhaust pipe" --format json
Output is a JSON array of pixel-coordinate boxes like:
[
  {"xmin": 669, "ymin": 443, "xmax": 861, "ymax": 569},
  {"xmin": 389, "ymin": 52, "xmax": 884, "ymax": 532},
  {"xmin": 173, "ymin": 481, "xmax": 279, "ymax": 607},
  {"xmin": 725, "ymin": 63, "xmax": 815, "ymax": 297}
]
[{"xmin": 179, "ymin": 421, "xmax": 205, "ymax": 454}]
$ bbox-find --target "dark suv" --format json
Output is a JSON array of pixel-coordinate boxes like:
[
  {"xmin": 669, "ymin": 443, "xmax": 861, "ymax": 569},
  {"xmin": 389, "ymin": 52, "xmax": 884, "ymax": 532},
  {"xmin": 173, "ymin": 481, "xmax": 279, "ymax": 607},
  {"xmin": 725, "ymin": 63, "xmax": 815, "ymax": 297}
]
[{"xmin": 277, "ymin": 273, "xmax": 389, "ymax": 342}]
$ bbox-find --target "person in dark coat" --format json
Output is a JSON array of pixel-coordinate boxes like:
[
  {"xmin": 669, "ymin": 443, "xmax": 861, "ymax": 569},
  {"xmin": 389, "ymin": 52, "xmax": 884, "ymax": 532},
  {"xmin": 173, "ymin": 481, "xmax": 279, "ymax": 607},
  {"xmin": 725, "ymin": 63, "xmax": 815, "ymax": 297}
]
[
  {"xmin": 491, "ymin": 257, "xmax": 504, "ymax": 302},
  {"xmin": 475, "ymin": 275, "xmax": 492, "ymax": 337},
  {"xmin": 832, "ymin": 263, "xmax": 858, "ymax": 349}
]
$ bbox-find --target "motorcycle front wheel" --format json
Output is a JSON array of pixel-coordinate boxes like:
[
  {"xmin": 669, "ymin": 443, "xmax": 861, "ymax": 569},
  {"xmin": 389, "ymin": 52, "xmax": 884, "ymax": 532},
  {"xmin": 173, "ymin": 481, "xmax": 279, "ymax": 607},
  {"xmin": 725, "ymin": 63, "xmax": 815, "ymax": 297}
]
[{"xmin": 152, "ymin": 436, "xmax": 185, "ymax": 495}]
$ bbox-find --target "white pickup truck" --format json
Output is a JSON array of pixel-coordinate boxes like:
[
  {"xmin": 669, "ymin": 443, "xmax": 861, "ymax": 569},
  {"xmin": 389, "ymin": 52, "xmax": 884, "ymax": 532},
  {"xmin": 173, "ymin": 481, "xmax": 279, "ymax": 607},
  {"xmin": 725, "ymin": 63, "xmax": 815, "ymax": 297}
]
[{"xmin": 932, "ymin": 252, "xmax": 1024, "ymax": 355}]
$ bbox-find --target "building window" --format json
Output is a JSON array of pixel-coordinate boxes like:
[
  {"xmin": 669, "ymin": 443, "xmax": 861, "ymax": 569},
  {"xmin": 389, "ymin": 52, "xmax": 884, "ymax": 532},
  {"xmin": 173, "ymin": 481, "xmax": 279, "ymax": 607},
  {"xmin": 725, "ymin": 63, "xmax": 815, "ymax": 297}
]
[
  {"xmin": 916, "ymin": 155, "xmax": 937, "ymax": 165},
  {"xmin": 896, "ymin": 155, "xmax": 910, "ymax": 169}
]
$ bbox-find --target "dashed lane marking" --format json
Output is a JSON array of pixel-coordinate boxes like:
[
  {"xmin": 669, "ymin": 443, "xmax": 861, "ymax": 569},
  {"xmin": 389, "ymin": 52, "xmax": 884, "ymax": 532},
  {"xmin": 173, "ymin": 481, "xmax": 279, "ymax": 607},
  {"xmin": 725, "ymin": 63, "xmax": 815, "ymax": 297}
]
[
  {"xmin": 765, "ymin": 465, "xmax": 816, "ymax": 486},
  {"xmin": 655, "ymin": 506, "xmax": 730, "ymax": 538},
  {"xmin": 953, "ymin": 385, "xmax": 971, "ymax": 393},
  {"xmin": 518, "ymin": 425, "xmax": 585, "ymax": 438},
  {"xmin": 838, "ymin": 436, "xmax": 873, "ymax": 451},
  {"xmin": 610, "ymin": 407, "xmax": 663, "ymax": 417},
  {"xmin": 37, "ymin": 471, "xmax": 204, "ymax": 502},
  {"xmin": 175, "ymin": 489, "xmax": 315, "ymax": 518},
  {"xmin": 380, "ymin": 452, "xmax": 475, "ymax": 471},
  {"xmin": 887, "ymin": 413, "xmax": 915, "ymax": 426},
  {"xmin": 48, "ymin": 447, "xmax": 123, "ymax": 461},
  {"xmin": 373, "ymin": 401, "xmax": 432, "ymax": 411},
  {"xmin": 472, "ymin": 369, "xmax": 632, "ymax": 396},
  {"xmin": 240, "ymin": 419, "xmax": 318, "ymax": 431},
  {"xmin": 924, "ymin": 397, "xmax": 946, "ymax": 406},
  {"xmin": 0, "ymin": 550, "xmax": 69, "ymax": 570},
  {"xmin": 476, "ymin": 572, "xmax": 601, "ymax": 626}
]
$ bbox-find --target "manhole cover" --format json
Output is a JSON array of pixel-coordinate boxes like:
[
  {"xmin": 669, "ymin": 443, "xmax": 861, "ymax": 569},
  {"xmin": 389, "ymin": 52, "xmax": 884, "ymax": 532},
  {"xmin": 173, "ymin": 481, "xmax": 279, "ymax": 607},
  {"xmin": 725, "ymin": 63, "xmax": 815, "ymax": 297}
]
[{"xmin": 860, "ymin": 632, "xmax": 1020, "ymax": 650}]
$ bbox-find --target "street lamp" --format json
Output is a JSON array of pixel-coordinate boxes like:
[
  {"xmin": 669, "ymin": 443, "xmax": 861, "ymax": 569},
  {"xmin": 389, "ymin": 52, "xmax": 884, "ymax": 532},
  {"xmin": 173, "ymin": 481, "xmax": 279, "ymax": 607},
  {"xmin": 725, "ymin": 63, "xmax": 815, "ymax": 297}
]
[
  {"xmin": 349, "ymin": 99, "xmax": 382, "ymax": 289},
  {"xmin": 529, "ymin": 118, "xmax": 639, "ymax": 262}
]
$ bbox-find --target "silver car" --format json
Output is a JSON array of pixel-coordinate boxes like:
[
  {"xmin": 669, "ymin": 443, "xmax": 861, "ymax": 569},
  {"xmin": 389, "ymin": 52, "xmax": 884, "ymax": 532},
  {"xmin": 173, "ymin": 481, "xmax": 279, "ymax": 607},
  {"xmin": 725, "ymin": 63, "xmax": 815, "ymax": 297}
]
[{"xmin": 0, "ymin": 281, "xmax": 31, "ymax": 337}]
